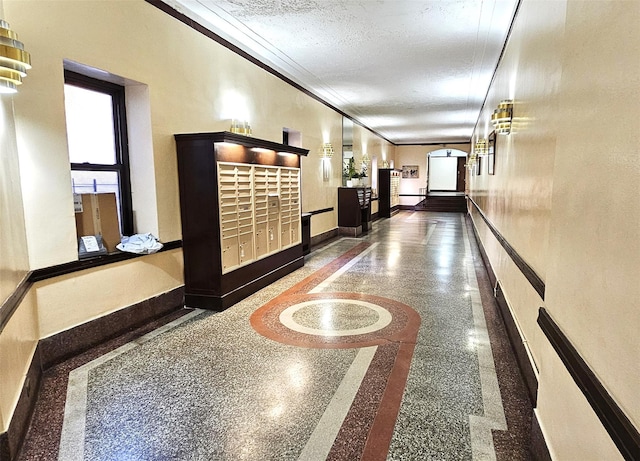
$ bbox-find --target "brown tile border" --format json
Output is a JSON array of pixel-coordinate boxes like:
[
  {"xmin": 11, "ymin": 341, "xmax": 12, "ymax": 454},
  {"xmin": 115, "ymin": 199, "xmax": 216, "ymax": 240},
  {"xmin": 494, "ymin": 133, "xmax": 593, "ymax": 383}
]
[{"xmin": 250, "ymin": 241, "xmax": 421, "ymax": 460}]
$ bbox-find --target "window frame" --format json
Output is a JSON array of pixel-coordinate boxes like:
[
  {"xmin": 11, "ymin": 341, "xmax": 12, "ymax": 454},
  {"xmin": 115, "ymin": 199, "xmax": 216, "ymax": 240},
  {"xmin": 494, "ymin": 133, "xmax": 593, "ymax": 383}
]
[{"xmin": 64, "ymin": 70, "xmax": 134, "ymax": 236}]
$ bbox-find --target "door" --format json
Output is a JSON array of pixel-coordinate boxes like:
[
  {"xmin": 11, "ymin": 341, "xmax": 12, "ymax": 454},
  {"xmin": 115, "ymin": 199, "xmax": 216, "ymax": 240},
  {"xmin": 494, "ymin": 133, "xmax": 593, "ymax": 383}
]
[{"xmin": 456, "ymin": 157, "xmax": 466, "ymax": 192}]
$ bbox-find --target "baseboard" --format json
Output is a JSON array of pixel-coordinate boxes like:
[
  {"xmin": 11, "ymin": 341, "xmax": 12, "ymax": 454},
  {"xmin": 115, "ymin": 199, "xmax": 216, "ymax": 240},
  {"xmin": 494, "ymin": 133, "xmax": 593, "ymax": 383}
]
[
  {"xmin": 530, "ymin": 411, "xmax": 552, "ymax": 461},
  {"xmin": 0, "ymin": 432, "xmax": 8, "ymax": 461},
  {"xmin": 2, "ymin": 286, "xmax": 185, "ymax": 461},
  {"xmin": 495, "ymin": 283, "xmax": 538, "ymax": 406},
  {"xmin": 310, "ymin": 228, "xmax": 338, "ymax": 247},
  {"xmin": 39, "ymin": 287, "xmax": 185, "ymax": 369},
  {"xmin": 467, "ymin": 214, "xmax": 538, "ymax": 406}
]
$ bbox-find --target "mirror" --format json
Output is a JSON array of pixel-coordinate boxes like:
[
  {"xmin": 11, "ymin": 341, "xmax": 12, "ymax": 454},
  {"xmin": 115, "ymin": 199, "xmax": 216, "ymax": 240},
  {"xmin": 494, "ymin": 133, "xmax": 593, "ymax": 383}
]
[{"xmin": 342, "ymin": 117, "xmax": 354, "ymax": 186}]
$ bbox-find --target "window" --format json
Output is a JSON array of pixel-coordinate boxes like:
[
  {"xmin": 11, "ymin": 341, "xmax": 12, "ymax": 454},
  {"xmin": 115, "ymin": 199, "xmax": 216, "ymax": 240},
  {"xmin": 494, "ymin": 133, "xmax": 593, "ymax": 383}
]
[{"xmin": 64, "ymin": 70, "xmax": 133, "ymax": 236}]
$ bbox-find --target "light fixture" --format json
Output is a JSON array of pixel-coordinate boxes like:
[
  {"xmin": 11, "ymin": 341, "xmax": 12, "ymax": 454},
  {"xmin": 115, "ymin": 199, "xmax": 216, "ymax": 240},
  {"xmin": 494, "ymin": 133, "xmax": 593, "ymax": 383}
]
[
  {"xmin": 474, "ymin": 138, "xmax": 488, "ymax": 156},
  {"xmin": 321, "ymin": 142, "xmax": 334, "ymax": 159},
  {"xmin": 467, "ymin": 152, "xmax": 478, "ymax": 169},
  {"xmin": 230, "ymin": 119, "xmax": 252, "ymax": 136},
  {"xmin": 0, "ymin": 20, "xmax": 31, "ymax": 94},
  {"xmin": 491, "ymin": 100, "xmax": 513, "ymax": 135}
]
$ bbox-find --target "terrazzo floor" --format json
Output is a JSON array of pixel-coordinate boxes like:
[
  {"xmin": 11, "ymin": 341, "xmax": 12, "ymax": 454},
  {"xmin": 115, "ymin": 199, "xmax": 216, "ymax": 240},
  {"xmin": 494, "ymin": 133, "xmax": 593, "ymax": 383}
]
[{"xmin": 18, "ymin": 211, "xmax": 533, "ymax": 461}]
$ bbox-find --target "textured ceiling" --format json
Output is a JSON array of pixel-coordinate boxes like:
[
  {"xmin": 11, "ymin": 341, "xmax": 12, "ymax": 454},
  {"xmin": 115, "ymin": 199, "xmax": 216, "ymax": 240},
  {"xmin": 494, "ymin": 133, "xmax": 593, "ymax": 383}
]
[{"xmin": 162, "ymin": 0, "xmax": 518, "ymax": 144}]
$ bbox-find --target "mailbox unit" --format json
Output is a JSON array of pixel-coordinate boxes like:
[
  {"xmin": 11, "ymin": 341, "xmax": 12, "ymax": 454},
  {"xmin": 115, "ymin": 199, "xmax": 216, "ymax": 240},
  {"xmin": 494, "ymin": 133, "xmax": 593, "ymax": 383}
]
[{"xmin": 175, "ymin": 131, "xmax": 308, "ymax": 310}]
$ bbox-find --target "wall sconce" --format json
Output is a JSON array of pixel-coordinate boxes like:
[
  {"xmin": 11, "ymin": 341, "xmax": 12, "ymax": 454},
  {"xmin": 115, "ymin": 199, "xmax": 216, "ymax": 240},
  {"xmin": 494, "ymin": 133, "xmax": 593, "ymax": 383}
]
[
  {"xmin": 0, "ymin": 20, "xmax": 32, "ymax": 94},
  {"xmin": 474, "ymin": 138, "xmax": 488, "ymax": 156},
  {"xmin": 321, "ymin": 142, "xmax": 334, "ymax": 159},
  {"xmin": 491, "ymin": 100, "xmax": 513, "ymax": 135},
  {"xmin": 230, "ymin": 119, "xmax": 252, "ymax": 136},
  {"xmin": 467, "ymin": 152, "xmax": 478, "ymax": 169}
]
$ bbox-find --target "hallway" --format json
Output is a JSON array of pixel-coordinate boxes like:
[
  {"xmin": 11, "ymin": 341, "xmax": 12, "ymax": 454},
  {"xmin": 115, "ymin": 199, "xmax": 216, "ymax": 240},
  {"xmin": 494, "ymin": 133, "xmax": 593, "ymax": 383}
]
[{"xmin": 19, "ymin": 212, "xmax": 532, "ymax": 460}]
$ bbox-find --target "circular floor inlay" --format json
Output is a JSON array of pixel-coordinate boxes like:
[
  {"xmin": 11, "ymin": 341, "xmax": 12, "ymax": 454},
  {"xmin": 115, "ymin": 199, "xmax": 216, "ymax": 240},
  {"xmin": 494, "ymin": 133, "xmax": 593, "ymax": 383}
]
[{"xmin": 280, "ymin": 299, "xmax": 392, "ymax": 337}]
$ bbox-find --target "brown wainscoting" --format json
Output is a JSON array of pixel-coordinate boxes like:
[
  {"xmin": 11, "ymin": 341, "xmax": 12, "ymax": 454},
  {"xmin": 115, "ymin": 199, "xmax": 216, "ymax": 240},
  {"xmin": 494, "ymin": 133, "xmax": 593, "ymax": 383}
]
[
  {"xmin": 0, "ymin": 432, "xmax": 7, "ymax": 461},
  {"xmin": 538, "ymin": 308, "xmax": 640, "ymax": 461},
  {"xmin": 467, "ymin": 197, "xmax": 545, "ymax": 300},
  {"xmin": 0, "ymin": 286, "xmax": 186, "ymax": 461},
  {"xmin": 39, "ymin": 287, "xmax": 185, "ymax": 369},
  {"xmin": 310, "ymin": 228, "xmax": 339, "ymax": 247},
  {"xmin": 467, "ymin": 214, "xmax": 538, "ymax": 407}
]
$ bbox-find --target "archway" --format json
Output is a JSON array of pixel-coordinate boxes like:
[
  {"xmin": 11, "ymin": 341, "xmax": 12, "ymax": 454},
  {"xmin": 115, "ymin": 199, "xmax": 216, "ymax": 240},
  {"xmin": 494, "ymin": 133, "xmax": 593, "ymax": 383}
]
[{"xmin": 427, "ymin": 149, "xmax": 467, "ymax": 192}]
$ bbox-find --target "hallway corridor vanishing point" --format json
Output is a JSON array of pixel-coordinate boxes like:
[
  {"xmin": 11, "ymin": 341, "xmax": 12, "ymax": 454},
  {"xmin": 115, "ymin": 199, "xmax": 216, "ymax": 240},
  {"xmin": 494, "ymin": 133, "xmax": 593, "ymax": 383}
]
[{"xmin": 19, "ymin": 212, "xmax": 533, "ymax": 461}]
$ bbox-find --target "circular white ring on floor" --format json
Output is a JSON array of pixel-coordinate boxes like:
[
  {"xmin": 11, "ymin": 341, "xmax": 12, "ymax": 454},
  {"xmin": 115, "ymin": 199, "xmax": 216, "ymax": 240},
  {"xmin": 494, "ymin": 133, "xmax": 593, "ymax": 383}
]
[{"xmin": 279, "ymin": 299, "xmax": 393, "ymax": 337}]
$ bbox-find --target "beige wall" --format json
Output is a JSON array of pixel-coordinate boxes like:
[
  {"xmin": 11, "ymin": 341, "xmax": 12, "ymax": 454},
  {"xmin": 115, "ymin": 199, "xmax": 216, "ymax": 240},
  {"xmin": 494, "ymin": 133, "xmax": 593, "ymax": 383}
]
[
  {"xmin": 469, "ymin": 1, "xmax": 639, "ymax": 459},
  {"xmin": 0, "ymin": 0, "xmax": 394, "ymax": 433}
]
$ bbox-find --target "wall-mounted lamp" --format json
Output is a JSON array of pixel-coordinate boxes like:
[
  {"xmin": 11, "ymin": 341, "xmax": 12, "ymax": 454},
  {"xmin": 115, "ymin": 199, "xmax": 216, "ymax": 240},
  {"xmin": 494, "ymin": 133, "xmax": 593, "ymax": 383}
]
[
  {"xmin": 474, "ymin": 138, "xmax": 488, "ymax": 156},
  {"xmin": 491, "ymin": 100, "xmax": 513, "ymax": 135},
  {"xmin": 321, "ymin": 142, "xmax": 334, "ymax": 159},
  {"xmin": 230, "ymin": 119, "xmax": 252, "ymax": 136},
  {"xmin": 467, "ymin": 152, "xmax": 478, "ymax": 169},
  {"xmin": 0, "ymin": 20, "xmax": 31, "ymax": 94}
]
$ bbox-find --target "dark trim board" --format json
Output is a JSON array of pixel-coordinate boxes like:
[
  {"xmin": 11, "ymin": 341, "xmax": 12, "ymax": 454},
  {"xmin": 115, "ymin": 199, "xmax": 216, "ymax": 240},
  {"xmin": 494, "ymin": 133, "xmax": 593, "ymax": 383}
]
[
  {"xmin": 466, "ymin": 214, "xmax": 538, "ymax": 406},
  {"xmin": 308, "ymin": 207, "xmax": 334, "ymax": 216},
  {"xmin": 538, "ymin": 308, "xmax": 640, "ymax": 461},
  {"xmin": 0, "ymin": 275, "xmax": 31, "ymax": 334},
  {"xmin": 467, "ymin": 197, "xmax": 545, "ymax": 300},
  {"xmin": 31, "ymin": 240, "xmax": 182, "ymax": 283}
]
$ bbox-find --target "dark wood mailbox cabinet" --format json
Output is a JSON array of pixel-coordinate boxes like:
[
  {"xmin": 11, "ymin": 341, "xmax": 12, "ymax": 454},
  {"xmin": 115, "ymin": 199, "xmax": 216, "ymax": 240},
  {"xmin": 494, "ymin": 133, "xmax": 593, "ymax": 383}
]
[
  {"xmin": 338, "ymin": 186, "xmax": 372, "ymax": 235},
  {"xmin": 378, "ymin": 168, "xmax": 401, "ymax": 218},
  {"xmin": 175, "ymin": 131, "xmax": 308, "ymax": 310}
]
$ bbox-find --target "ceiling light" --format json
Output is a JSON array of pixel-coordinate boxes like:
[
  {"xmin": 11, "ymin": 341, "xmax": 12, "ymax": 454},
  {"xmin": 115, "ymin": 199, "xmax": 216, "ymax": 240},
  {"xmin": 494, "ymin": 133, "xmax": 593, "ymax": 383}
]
[
  {"xmin": 0, "ymin": 20, "xmax": 31, "ymax": 94},
  {"xmin": 491, "ymin": 100, "xmax": 513, "ymax": 135}
]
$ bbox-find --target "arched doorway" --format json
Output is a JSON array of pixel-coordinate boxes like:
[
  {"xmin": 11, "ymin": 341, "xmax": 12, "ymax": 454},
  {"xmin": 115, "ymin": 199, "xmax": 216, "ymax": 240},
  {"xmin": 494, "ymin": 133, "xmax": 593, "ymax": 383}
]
[{"xmin": 427, "ymin": 149, "xmax": 467, "ymax": 193}]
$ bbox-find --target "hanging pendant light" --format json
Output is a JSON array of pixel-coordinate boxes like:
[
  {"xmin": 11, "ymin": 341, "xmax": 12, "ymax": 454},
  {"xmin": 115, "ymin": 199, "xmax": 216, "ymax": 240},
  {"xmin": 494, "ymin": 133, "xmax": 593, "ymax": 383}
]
[{"xmin": 0, "ymin": 19, "xmax": 32, "ymax": 94}]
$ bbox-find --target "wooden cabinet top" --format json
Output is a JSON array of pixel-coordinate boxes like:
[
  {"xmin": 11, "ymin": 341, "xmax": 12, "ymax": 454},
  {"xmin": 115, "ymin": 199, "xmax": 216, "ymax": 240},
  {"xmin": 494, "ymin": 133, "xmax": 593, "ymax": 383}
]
[{"xmin": 174, "ymin": 131, "xmax": 309, "ymax": 157}]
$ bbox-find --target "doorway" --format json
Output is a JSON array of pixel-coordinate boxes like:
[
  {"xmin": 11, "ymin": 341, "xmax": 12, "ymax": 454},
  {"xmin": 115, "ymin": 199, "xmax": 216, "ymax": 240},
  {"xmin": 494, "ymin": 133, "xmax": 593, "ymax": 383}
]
[{"xmin": 427, "ymin": 149, "xmax": 467, "ymax": 192}]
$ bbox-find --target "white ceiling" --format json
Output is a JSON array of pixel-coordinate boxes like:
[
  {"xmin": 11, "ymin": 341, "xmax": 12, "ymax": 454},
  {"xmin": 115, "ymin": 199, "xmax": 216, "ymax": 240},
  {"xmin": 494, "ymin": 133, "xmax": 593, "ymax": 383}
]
[{"xmin": 161, "ymin": 0, "xmax": 518, "ymax": 145}]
